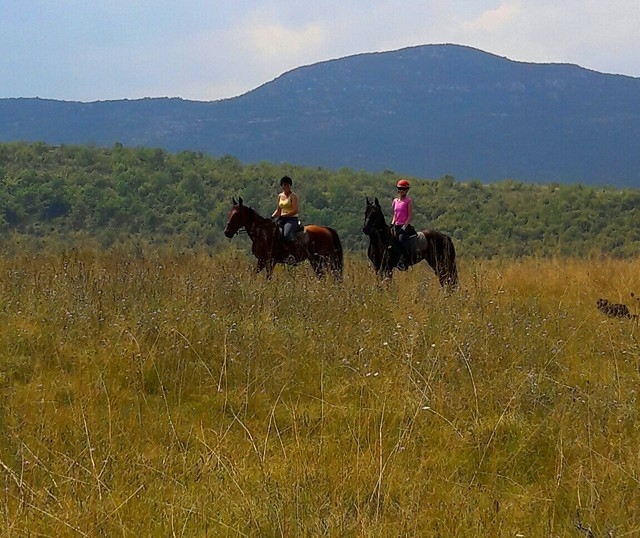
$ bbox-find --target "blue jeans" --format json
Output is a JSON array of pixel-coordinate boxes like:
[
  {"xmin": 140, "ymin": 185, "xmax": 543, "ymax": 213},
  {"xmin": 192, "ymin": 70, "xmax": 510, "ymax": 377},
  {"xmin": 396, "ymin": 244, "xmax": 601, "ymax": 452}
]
[{"xmin": 279, "ymin": 217, "xmax": 299, "ymax": 241}]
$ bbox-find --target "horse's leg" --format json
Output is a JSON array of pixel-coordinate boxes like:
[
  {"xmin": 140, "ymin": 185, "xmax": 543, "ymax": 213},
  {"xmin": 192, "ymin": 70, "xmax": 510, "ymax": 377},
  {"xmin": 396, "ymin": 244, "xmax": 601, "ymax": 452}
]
[
  {"xmin": 449, "ymin": 263, "xmax": 459, "ymax": 290},
  {"xmin": 436, "ymin": 262, "xmax": 448, "ymax": 288},
  {"xmin": 437, "ymin": 253, "xmax": 454, "ymax": 289},
  {"xmin": 310, "ymin": 255, "xmax": 324, "ymax": 278},
  {"xmin": 442, "ymin": 261, "xmax": 458, "ymax": 291},
  {"xmin": 425, "ymin": 254, "xmax": 453, "ymax": 289},
  {"xmin": 379, "ymin": 246, "xmax": 395, "ymax": 280},
  {"xmin": 331, "ymin": 255, "xmax": 343, "ymax": 280},
  {"xmin": 265, "ymin": 259, "xmax": 277, "ymax": 279},
  {"xmin": 426, "ymin": 257, "xmax": 447, "ymax": 288},
  {"xmin": 256, "ymin": 259, "xmax": 266, "ymax": 273},
  {"xmin": 429, "ymin": 243, "xmax": 457, "ymax": 290},
  {"xmin": 306, "ymin": 236, "xmax": 326, "ymax": 278},
  {"xmin": 424, "ymin": 250, "xmax": 441, "ymax": 285},
  {"xmin": 377, "ymin": 265, "xmax": 392, "ymax": 281}
]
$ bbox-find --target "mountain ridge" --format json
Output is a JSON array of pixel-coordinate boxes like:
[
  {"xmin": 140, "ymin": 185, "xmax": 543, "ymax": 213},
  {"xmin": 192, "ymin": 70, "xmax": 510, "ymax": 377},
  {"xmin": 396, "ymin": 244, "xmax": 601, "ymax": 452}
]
[{"xmin": 2, "ymin": 44, "xmax": 639, "ymax": 187}]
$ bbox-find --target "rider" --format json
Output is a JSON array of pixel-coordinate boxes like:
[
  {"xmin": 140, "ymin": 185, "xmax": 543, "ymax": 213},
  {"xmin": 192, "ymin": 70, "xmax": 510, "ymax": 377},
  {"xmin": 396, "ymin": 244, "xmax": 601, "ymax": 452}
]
[
  {"xmin": 391, "ymin": 179, "xmax": 415, "ymax": 270},
  {"xmin": 271, "ymin": 175, "xmax": 302, "ymax": 264},
  {"xmin": 271, "ymin": 175, "xmax": 300, "ymax": 241}
]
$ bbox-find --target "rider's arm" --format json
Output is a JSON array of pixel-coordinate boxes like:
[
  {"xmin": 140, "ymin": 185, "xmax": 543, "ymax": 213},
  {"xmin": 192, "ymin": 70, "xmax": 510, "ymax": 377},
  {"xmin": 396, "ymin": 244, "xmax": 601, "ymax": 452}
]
[
  {"xmin": 286, "ymin": 193, "xmax": 299, "ymax": 217},
  {"xmin": 403, "ymin": 199, "xmax": 413, "ymax": 229},
  {"xmin": 271, "ymin": 195, "xmax": 282, "ymax": 218}
]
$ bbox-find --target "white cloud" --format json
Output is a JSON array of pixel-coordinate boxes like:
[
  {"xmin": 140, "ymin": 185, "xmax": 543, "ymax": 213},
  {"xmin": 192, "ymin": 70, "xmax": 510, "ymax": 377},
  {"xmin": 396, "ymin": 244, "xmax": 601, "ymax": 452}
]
[
  {"xmin": 237, "ymin": 17, "xmax": 329, "ymax": 65},
  {"xmin": 461, "ymin": 1, "xmax": 522, "ymax": 33}
]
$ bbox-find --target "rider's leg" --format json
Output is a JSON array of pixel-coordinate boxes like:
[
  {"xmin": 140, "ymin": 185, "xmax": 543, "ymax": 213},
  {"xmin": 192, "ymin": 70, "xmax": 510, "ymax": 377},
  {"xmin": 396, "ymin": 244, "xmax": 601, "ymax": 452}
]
[
  {"xmin": 282, "ymin": 219, "xmax": 296, "ymax": 241},
  {"xmin": 397, "ymin": 229, "xmax": 412, "ymax": 270},
  {"xmin": 280, "ymin": 218, "xmax": 297, "ymax": 264}
]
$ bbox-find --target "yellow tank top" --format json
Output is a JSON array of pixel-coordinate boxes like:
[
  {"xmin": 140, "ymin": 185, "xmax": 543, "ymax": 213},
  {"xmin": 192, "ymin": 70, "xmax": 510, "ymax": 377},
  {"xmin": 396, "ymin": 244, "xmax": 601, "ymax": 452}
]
[{"xmin": 278, "ymin": 193, "xmax": 294, "ymax": 214}]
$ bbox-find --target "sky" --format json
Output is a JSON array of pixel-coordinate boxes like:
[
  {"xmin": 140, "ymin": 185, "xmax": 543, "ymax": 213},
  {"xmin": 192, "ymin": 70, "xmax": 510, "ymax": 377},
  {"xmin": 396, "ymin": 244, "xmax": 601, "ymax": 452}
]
[{"xmin": 2, "ymin": 0, "xmax": 639, "ymax": 103}]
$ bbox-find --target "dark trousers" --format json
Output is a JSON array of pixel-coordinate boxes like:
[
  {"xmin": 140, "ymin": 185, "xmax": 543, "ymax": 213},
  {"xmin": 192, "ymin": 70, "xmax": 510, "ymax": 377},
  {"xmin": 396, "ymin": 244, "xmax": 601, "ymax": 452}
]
[
  {"xmin": 394, "ymin": 225, "xmax": 412, "ymax": 244},
  {"xmin": 394, "ymin": 225, "xmax": 414, "ymax": 265}
]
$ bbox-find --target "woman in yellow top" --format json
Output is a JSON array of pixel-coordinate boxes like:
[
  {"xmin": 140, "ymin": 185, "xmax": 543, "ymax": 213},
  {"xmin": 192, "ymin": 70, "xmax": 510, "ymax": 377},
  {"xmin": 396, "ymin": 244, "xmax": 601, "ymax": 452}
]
[{"xmin": 271, "ymin": 176, "xmax": 300, "ymax": 241}]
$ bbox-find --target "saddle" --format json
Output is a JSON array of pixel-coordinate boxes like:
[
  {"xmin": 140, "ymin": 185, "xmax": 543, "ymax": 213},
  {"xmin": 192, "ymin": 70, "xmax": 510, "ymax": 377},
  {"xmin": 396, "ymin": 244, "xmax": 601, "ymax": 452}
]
[
  {"xmin": 391, "ymin": 224, "xmax": 417, "ymax": 240},
  {"xmin": 277, "ymin": 219, "xmax": 306, "ymax": 241}
]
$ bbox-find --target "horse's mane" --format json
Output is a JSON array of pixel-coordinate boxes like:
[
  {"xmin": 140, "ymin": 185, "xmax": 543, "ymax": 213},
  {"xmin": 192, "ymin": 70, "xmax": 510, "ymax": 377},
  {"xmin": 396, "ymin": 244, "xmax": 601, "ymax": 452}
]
[
  {"xmin": 236, "ymin": 200, "xmax": 273, "ymax": 226},
  {"xmin": 365, "ymin": 199, "xmax": 390, "ymax": 230}
]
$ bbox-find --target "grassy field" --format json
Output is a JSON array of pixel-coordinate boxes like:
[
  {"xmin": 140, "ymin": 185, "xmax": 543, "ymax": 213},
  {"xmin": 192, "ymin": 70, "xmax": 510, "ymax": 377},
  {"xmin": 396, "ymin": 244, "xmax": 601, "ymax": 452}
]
[{"xmin": 0, "ymin": 245, "xmax": 639, "ymax": 536}]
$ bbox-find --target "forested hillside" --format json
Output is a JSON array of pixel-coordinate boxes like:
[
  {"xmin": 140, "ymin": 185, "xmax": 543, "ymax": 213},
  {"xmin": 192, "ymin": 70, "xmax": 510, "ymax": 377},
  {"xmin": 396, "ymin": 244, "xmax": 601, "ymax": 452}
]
[
  {"xmin": 3, "ymin": 44, "xmax": 640, "ymax": 186},
  {"xmin": 1, "ymin": 142, "xmax": 639, "ymax": 258}
]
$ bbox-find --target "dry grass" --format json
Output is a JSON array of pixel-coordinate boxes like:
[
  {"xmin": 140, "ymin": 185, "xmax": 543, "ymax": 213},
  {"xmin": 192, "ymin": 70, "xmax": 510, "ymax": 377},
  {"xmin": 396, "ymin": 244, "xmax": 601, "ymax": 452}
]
[{"xmin": 1, "ymin": 245, "xmax": 639, "ymax": 536}]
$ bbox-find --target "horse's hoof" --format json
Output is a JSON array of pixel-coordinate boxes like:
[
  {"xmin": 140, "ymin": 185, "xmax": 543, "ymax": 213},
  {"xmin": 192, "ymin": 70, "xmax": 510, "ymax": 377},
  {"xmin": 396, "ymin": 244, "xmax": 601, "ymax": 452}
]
[{"xmin": 284, "ymin": 255, "xmax": 297, "ymax": 265}]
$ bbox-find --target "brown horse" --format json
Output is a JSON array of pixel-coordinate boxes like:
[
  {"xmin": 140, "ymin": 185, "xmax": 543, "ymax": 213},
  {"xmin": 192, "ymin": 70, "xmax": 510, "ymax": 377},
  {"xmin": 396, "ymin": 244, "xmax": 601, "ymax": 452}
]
[
  {"xmin": 224, "ymin": 197, "xmax": 343, "ymax": 278},
  {"xmin": 362, "ymin": 197, "xmax": 459, "ymax": 290}
]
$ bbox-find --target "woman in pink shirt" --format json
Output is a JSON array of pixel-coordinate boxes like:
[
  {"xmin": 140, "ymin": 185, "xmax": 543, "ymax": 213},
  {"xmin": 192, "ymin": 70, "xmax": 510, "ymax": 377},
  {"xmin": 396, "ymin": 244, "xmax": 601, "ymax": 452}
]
[{"xmin": 391, "ymin": 179, "xmax": 414, "ymax": 269}]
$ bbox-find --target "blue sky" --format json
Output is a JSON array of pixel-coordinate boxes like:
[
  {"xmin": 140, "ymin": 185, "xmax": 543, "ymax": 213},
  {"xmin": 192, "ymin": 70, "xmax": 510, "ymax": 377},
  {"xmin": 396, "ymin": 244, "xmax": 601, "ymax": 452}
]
[{"xmin": 2, "ymin": 0, "xmax": 639, "ymax": 102}]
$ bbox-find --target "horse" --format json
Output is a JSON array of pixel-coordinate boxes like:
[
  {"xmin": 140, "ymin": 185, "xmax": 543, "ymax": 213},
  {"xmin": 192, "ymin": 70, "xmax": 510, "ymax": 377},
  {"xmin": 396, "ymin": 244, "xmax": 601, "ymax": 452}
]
[
  {"xmin": 224, "ymin": 197, "xmax": 343, "ymax": 279},
  {"xmin": 362, "ymin": 196, "xmax": 459, "ymax": 290}
]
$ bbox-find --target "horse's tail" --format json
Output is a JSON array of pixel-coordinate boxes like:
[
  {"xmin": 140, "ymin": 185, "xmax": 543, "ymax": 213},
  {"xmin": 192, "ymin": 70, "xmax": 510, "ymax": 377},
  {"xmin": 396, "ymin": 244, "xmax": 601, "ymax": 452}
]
[
  {"xmin": 443, "ymin": 234, "xmax": 459, "ymax": 290},
  {"xmin": 327, "ymin": 227, "xmax": 344, "ymax": 278}
]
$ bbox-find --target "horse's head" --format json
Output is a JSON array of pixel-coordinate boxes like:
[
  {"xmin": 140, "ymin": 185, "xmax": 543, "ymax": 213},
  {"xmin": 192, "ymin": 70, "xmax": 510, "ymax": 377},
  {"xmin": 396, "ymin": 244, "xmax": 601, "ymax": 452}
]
[
  {"xmin": 224, "ymin": 197, "xmax": 252, "ymax": 238},
  {"xmin": 363, "ymin": 197, "xmax": 386, "ymax": 235}
]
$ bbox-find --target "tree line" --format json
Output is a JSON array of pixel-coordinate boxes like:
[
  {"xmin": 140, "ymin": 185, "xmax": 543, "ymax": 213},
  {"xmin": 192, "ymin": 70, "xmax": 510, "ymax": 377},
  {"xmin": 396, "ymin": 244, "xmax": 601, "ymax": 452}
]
[{"xmin": 1, "ymin": 141, "xmax": 639, "ymax": 258}]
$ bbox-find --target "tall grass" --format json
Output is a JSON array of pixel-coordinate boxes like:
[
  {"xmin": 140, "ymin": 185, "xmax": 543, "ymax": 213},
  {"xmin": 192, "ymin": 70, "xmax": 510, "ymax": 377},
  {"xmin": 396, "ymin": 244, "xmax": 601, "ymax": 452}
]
[{"xmin": 0, "ymin": 245, "xmax": 639, "ymax": 536}]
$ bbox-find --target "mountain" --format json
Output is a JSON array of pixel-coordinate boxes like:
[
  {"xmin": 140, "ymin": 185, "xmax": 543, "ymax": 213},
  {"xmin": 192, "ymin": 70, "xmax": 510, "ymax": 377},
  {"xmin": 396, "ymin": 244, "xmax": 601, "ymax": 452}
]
[{"xmin": 2, "ymin": 44, "xmax": 640, "ymax": 187}]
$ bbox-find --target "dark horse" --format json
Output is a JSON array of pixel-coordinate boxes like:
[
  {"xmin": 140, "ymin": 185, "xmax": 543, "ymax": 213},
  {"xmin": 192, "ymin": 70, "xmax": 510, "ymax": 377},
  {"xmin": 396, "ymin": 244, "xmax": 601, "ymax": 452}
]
[
  {"xmin": 362, "ymin": 197, "xmax": 458, "ymax": 290},
  {"xmin": 224, "ymin": 197, "xmax": 343, "ymax": 278}
]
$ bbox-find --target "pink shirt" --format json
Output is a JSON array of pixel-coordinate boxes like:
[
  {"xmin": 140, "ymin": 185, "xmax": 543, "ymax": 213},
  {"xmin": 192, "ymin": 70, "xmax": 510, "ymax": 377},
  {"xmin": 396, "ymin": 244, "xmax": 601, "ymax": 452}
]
[{"xmin": 392, "ymin": 196, "xmax": 411, "ymax": 225}]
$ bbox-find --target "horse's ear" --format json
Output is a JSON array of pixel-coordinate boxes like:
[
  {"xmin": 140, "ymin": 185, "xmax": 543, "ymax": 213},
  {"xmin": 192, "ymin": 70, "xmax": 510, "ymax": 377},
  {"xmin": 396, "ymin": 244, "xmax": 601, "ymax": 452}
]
[
  {"xmin": 238, "ymin": 197, "xmax": 243, "ymax": 206},
  {"xmin": 232, "ymin": 197, "xmax": 237, "ymax": 205},
  {"xmin": 366, "ymin": 196, "xmax": 370, "ymax": 205},
  {"xmin": 374, "ymin": 197, "xmax": 380, "ymax": 207}
]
